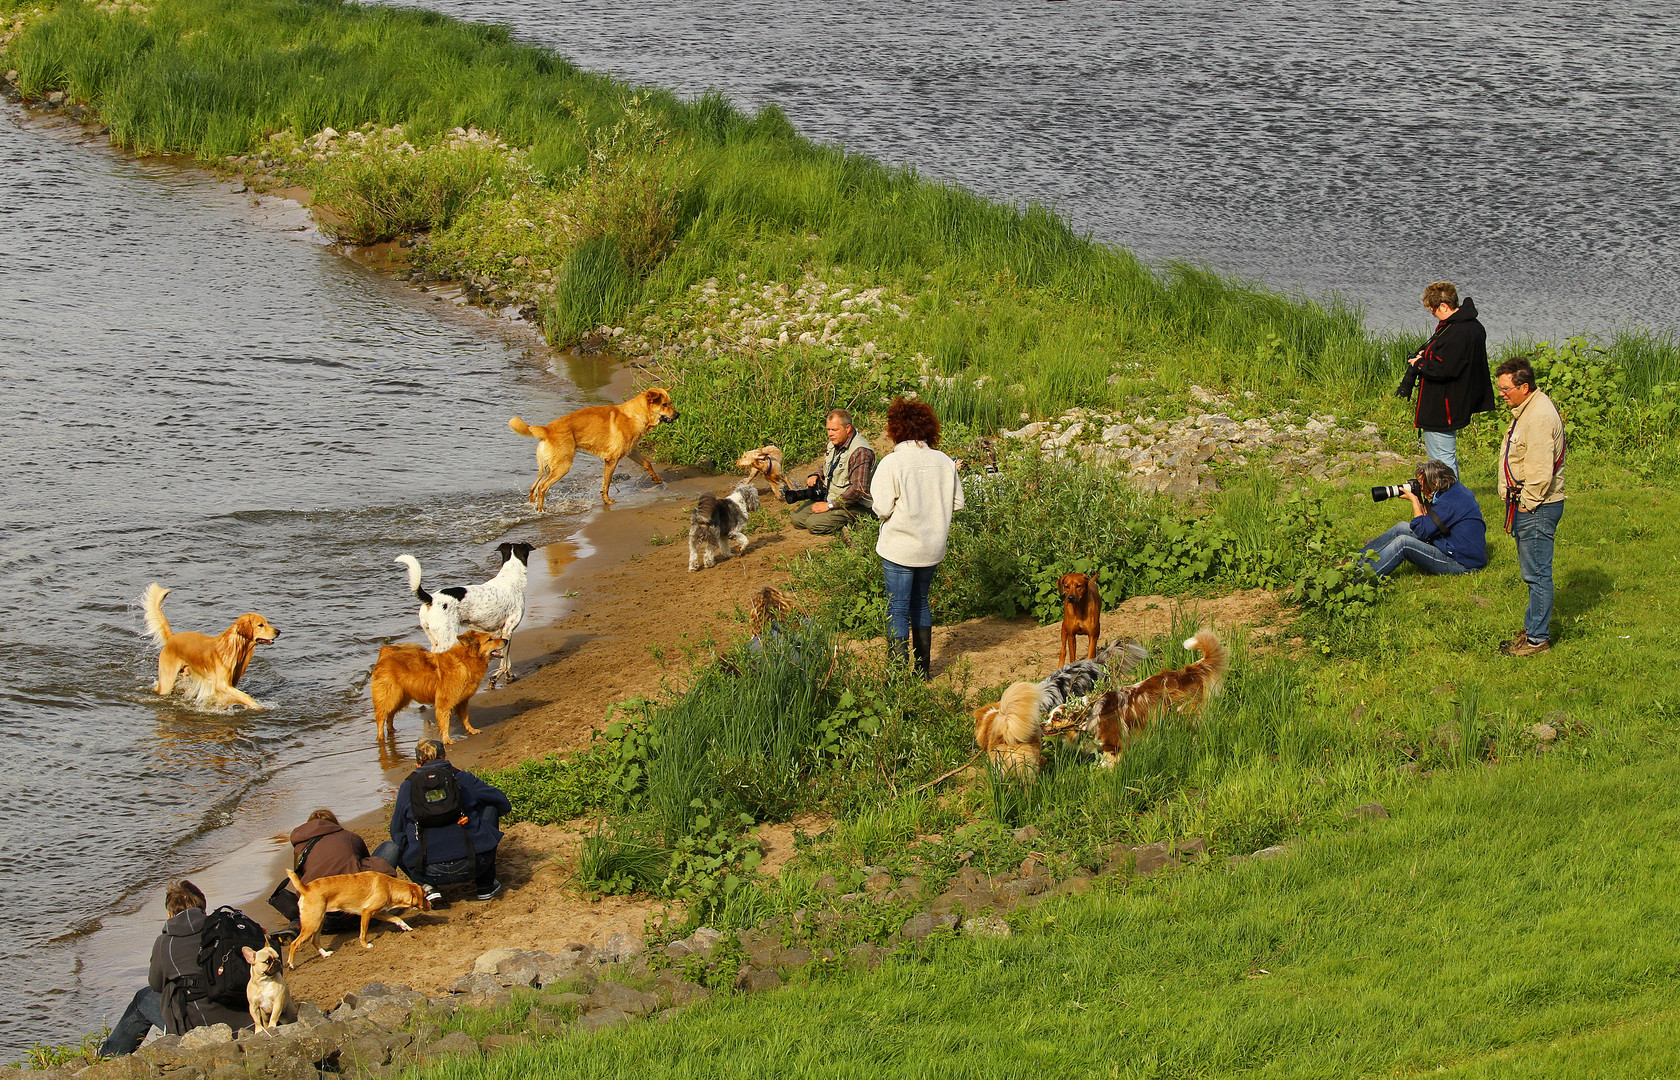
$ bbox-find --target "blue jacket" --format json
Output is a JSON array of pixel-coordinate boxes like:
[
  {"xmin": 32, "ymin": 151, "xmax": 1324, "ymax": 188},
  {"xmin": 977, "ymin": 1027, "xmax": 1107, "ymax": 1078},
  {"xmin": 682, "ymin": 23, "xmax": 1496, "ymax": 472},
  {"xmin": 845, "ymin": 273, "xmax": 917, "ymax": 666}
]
[
  {"xmin": 389, "ymin": 763, "xmax": 511, "ymax": 870},
  {"xmin": 1409, "ymin": 481, "xmax": 1487, "ymax": 570}
]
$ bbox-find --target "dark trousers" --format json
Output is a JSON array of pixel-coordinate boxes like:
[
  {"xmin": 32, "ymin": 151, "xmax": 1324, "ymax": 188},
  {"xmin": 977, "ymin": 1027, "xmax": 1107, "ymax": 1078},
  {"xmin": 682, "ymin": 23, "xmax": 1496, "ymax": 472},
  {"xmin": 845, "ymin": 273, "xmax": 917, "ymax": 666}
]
[
  {"xmin": 100, "ymin": 987, "xmax": 164, "ymax": 1057},
  {"xmin": 374, "ymin": 840, "xmax": 498, "ymax": 892}
]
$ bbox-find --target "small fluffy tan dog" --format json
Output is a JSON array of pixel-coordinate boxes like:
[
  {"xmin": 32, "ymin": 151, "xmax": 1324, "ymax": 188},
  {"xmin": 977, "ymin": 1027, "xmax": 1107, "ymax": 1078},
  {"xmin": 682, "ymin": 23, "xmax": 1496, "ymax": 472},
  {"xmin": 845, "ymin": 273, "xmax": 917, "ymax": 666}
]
[
  {"xmin": 242, "ymin": 944, "xmax": 291, "ymax": 1031},
  {"xmin": 284, "ymin": 870, "xmax": 431, "ymax": 969},
  {"xmin": 735, "ymin": 445, "xmax": 785, "ymax": 485},
  {"xmin": 142, "ymin": 583, "xmax": 280, "ymax": 710},
  {"xmin": 973, "ymin": 682, "xmax": 1045, "ymax": 775},
  {"xmin": 370, "ymin": 631, "xmax": 503, "ymax": 744},
  {"xmin": 509, "ymin": 388, "xmax": 679, "ymax": 509}
]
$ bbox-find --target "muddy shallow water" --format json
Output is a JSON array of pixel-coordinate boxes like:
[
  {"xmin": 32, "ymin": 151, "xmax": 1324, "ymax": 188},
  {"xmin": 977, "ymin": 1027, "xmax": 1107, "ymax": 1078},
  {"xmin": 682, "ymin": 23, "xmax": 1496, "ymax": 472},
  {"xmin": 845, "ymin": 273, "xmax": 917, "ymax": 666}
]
[{"xmin": 0, "ymin": 107, "xmax": 658, "ymax": 1055}]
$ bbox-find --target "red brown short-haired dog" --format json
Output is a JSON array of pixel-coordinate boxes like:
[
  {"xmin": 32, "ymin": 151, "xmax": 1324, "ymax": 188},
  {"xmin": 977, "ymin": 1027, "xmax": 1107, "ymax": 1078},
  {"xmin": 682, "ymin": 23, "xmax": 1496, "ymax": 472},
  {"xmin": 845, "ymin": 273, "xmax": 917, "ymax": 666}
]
[
  {"xmin": 1058, "ymin": 572, "xmax": 1101, "ymax": 665},
  {"xmin": 142, "ymin": 584, "xmax": 280, "ymax": 710},
  {"xmin": 509, "ymin": 388, "xmax": 679, "ymax": 509},
  {"xmin": 370, "ymin": 631, "xmax": 503, "ymax": 744}
]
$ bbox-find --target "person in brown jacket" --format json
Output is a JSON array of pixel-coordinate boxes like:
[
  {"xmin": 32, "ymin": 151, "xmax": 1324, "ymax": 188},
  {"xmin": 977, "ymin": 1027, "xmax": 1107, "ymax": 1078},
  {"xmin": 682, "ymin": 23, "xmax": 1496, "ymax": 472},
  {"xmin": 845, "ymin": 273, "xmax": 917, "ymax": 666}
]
[
  {"xmin": 99, "ymin": 881, "xmax": 252, "ymax": 1056},
  {"xmin": 268, "ymin": 809, "xmax": 397, "ymax": 926},
  {"xmin": 1494, "ymin": 356, "xmax": 1566, "ymax": 655}
]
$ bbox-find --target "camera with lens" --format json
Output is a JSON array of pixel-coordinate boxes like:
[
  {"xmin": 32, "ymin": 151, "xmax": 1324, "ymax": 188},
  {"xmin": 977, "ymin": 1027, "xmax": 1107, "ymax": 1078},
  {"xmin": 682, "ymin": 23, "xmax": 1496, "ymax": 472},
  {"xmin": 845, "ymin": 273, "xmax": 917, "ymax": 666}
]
[{"xmin": 1370, "ymin": 479, "xmax": 1420, "ymax": 503}]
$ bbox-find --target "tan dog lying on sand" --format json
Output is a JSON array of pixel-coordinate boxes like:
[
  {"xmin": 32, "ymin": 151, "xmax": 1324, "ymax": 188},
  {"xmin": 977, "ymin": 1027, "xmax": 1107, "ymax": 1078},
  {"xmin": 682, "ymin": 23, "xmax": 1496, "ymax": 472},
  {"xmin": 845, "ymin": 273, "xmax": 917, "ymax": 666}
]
[
  {"xmin": 370, "ymin": 631, "xmax": 503, "ymax": 744},
  {"xmin": 142, "ymin": 583, "xmax": 280, "ymax": 710},
  {"xmin": 243, "ymin": 944, "xmax": 291, "ymax": 1031},
  {"xmin": 284, "ymin": 870, "xmax": 431, "ymax": 969},
  {"xmin": 509, "ymin": 388, "xmax": 679, "ymax": 509}
]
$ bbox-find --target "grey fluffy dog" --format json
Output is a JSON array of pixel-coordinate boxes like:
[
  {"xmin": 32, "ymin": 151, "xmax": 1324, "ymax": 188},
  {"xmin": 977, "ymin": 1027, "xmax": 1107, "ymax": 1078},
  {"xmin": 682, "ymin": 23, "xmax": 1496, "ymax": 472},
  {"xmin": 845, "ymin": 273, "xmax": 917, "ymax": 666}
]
[{"xmin": 688, "ymin": 479, "xmax": 761, "ymax": 571}]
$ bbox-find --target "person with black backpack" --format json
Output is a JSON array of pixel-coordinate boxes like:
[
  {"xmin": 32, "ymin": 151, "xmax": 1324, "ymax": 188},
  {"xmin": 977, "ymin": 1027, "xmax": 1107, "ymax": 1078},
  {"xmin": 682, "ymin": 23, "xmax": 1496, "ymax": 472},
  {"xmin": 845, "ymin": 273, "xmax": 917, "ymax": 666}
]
[
  {"xmin": 99, "ymin": 881, "xmax": 258, "ymax": 1056},
  {"xmin": 372, "ymin": 739, "xmax": 511, "ymax": 903}
]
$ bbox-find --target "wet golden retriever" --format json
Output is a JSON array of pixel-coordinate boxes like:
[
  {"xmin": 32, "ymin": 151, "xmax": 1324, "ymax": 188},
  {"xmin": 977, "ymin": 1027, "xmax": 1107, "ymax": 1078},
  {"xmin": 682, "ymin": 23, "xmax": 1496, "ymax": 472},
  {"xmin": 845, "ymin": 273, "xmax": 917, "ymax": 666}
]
[
  {"xmin": 284, "ymin": 870, "xmax": 431, "ymax": 969},
  {"xmin": 142, "ymin": 583, "xmax": 280, "ymax": 710},
  {"xmin": 509, "ymin": 388, "xmax": 680, "ymax": 509},
  {"xmin": 370, "ymin": 631, "xmax": 503, "ymax": 744}
]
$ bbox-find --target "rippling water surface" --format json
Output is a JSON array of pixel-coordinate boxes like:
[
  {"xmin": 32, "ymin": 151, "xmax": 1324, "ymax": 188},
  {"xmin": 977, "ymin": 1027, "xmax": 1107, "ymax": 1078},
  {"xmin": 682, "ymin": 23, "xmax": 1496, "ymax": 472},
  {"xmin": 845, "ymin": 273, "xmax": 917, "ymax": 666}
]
[
  {"xmin": 396, "ymin": 0, "xmax": 1680, "ymax": 340},
  {"xmin": 0, "ymin": 111, "xmax": 598, "ymax": 1054}
]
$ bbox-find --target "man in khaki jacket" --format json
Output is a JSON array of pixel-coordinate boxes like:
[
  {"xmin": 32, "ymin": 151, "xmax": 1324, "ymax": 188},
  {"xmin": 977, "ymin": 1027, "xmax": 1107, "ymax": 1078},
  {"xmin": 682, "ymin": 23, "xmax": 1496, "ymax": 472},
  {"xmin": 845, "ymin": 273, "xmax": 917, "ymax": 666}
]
[{"xmin": 1495, "ymin": 357, "xmax": 1566, "ymax": 655}]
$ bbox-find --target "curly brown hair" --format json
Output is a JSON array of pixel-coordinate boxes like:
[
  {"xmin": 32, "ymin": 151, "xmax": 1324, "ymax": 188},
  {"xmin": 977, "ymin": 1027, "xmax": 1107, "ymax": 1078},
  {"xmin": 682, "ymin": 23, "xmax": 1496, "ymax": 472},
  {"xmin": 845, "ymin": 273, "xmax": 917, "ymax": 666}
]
[{"xmin": 885, "ymin": 397, "xmax": 941, "ymax": 448}]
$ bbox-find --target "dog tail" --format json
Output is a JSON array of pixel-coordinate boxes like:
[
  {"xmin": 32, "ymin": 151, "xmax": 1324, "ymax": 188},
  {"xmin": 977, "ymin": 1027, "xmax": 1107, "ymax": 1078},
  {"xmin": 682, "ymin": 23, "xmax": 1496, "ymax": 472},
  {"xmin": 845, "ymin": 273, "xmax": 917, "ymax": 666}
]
[
  {"xmin": 1182, "ymin": 628, "xmax": 1228, "ymax": 695},
  {"xmin": 992, "ymin": 681, "xmax": 1045, "ymax": 745},
  {"xmin": 394, "ymin": 554, "xmax": 431, "ymax": 604},
  {"xmin": 142, "ymin": 583, "xmax": 172, "ymax": 647},
  {"xmin": 508, "ymin": 416, "xmax": 547, "ymax": 440},
  {"xmin": 1098, "ymin": 640, "xmax": 1149, "ymax": 676},
  {"xmin": 286, "ymin": 869, "xmax": 304, "ymax": 894}
]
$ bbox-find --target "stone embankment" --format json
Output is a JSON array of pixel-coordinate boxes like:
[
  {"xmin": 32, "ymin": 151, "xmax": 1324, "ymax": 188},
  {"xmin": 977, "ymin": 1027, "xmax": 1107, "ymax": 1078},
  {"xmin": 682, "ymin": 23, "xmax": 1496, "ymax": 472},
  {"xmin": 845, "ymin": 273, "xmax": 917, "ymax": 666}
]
[{"xmin": 1000, "ymin": 385, "xmax": 1412, "ymax": 497}]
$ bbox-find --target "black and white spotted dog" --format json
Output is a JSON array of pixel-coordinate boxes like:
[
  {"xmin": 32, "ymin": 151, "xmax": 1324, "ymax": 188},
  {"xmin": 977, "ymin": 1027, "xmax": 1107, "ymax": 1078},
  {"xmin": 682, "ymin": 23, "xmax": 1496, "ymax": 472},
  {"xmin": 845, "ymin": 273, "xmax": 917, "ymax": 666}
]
[
  {"xmin": 394, "ymin": 541, "xmax": 533, "ymax": 687},
  {"xmin": 688, "ymin": 479, "xmax": 760, "ymax": 571}
]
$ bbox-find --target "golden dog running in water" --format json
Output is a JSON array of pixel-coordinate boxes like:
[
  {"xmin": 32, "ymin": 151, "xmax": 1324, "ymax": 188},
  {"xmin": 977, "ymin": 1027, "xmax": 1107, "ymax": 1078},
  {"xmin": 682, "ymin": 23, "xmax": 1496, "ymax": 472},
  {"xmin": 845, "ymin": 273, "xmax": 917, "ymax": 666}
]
[{"xmin": 142, "ymin": 583, "xmax": 279, "ymax": 710}]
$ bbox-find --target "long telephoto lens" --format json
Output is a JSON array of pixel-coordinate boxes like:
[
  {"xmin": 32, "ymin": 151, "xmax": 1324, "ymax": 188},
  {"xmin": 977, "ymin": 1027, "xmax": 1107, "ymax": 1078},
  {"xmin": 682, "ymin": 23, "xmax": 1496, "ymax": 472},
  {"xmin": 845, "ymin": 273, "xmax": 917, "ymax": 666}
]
[{"xmin": 1370, "ymin": 485, "xmax": 1406, "ymax": 502}]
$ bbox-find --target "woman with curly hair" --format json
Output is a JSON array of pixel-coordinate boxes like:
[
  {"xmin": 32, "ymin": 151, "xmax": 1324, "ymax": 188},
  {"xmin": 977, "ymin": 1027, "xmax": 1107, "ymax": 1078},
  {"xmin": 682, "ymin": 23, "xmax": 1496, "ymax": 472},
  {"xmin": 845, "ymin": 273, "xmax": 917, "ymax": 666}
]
[{"xmin": 869, "ymin": 397, "xmax": 964, "ymax": 678}]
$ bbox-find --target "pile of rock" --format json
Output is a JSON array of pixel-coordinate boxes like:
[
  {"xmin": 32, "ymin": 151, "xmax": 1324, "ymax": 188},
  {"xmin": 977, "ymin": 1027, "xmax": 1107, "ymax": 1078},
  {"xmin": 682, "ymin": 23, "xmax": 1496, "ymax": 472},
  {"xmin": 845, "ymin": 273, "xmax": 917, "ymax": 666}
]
[
  {"xmin": 1000, "ymin": 385, "xmax": 1411, "ymax": 496},
  {"xmin": 227, "ymin": 124, "xmax": 517, "ymax": 173}
]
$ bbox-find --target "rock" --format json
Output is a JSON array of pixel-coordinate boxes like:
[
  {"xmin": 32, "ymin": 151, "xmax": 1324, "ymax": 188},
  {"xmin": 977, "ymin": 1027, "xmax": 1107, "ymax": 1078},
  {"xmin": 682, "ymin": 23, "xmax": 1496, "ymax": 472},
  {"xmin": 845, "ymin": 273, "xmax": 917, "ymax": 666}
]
[
  {"xmin": 1109, "ymin": 840, "xmax": 1180, "ymax": 877},
  {"xmin": 779, "ymin": 948, "xmax": 813, "ymax": 969},
  {"xmin": 538, "ymin": 991, "xmax": 592, "ymax": 1011},
  {"xmin": 472, "ymin": 948, "xmax": 520, "ymax": 975},
  {"xmin": 1531, "ymin": 723, "xmax": 1559, "ymax": 743},
  {"xmin": 179, "ymin": 1025, "xmax": 235, "ymax": 1051},
  {"xmin": 47, "ymin": 90, "xmax": 65, "ymax": 105},
  {"xmin": 599, "ymin": 932, "xmax": 644, "ymax": 964},
  {"xmin": 344, "ymin": 1033, "xmax": 389, "ymax": 1068},
  {"xmin": 863, "ymin": 872, "xmax": 894, "ymax": 893},
  {"xmin": 293, "ymin": 1002, "xmax": 325, "ymax": 1027},
  {"xmin": 497, "ymin": 950, "xmax": 556, "ymax": 987},
  {"xmin": 847, "ymin": 942, "xmax": 885, "ymax": 969},
  {"xmin": 669, "ymin": 981, "xmax": 712, "ymax": 1008},
  {"xmin": 962, "ymin": 915, "xmax": 1012, "ymax": 938},
  {"xmin": 1053, "ymin": 876, "xmax": 1093, "ymax": 897},
  {"xmin": 901, "ymin": 911, "xmax": 960, "ymax": 941},
  {"xmin": 1252, "ymin": 844, "xmax": 1289, "ymax": 860},
  {"xmin": 1177, "ymin": 838, "xmax": 1208, "ymax": 858},
  {"xmin": 663, "ymin": 941, "xmax": 692, "ymax": 960},
  {"xmin": 449, "ymin": 973, "xmax": 504, "ymax": 996},
  {"xmin": 813, "ymin": 874, "xmax": 838, "ymax": 892},
  {"xmin": 955, "ymin": 866, "xmax": 988, "ymax": 887},
  {"xmin": 576, "ymin": 1007, "xmax": 633, "ymax": 1032},
  {"xmin": 590, "ymin": 981, "xmax": 659, "ymax": 1017},
  {"xmin": 736, "ymin": 967, "xmax": 783, "ymax": 993},
  {"xmin": 1012, "ymin": 825, "xmax": 1041, "ymax": 843},
  {"xmin": 417, "ymin": 1031, "xmax": 479, "ymax": 1061},
  {"xmin": 687, "ymin": 927, "xmax": 725, "ymax": 952},
  {"xmin": 480, "ymin": 1034, "xmax": 531, "ymax": 1054},
  {"xmin": 361, "ymin": 1001, "xmax": 414, "ymax": 1030},
  {"xmin": 995, "ymin": 877, "xmax": 1047, "ymax": 904},
  {"xmin": 1351, "ymin": 803, "xmax": 1390, "ymax": 819}
]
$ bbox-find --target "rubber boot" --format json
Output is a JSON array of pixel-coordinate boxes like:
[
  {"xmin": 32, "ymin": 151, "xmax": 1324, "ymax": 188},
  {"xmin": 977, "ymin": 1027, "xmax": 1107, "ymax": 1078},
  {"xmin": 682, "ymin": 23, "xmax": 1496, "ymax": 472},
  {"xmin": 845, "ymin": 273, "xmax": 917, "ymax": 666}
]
[
  {"xmin": 889, "ymin": 635, "xmax": 910, "ymax": 670},
  {"xmin": 911, "ymin": 626, "xmax": 933, "ymax": 681}
]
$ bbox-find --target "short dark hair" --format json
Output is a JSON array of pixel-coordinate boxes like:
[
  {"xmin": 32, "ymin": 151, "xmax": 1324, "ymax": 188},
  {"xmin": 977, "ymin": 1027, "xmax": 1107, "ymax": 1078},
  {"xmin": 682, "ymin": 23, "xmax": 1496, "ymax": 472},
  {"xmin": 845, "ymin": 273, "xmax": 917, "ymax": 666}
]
[
  {"xmin": 885, "ymin": 397, "xmax": 941, "ymax": 448},
  {"xmin": 826, "ymin": 409, "xmax": 854, "ymax": 428},
  {"xmin": 307, "ymin": 808, "xmax": 339, "ymax": 824},
  {"xmin": 1423, "ymin": 281, "xmax": 1459, "ymax": 309},
  {"xmin": 1495, "ymin": 356, "xmax": 1536, "ymax": 389},
  {"xmin": 165, "ymin": 880, "xmax": 206, "ymax": 916},
  {"xmin": 1418, "ymin": 459, "xmax": 1457, "ymax": 494}
]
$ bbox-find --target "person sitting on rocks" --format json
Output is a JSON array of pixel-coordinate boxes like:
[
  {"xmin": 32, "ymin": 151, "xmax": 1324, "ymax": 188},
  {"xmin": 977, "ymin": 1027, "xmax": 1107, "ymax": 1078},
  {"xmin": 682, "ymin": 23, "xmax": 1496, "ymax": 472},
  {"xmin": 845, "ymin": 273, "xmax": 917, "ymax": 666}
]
[
  {"xmin": 99, "ymin": 881, "xmax": 253, "ymax": 1057},
  {"xmin": 783, "ymin": 409, "xmax": 876, "ymax": 535},
  {"xmin": 1357, "ymin": 459, "xmax": 1487, "ymax": 577},
  {"xmin": 374, "ymin": 739, "xmax": 511, "ymax": 904},
  {"xmin": 269, "ymin": 807, "xmax": 398, "ymax": 930}
]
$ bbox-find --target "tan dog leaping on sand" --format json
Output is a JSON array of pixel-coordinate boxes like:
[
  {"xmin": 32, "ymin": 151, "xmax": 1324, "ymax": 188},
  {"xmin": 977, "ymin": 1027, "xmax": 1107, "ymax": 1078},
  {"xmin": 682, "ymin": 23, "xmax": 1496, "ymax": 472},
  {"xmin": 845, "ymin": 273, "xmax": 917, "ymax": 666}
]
[
  {"xmin": 509, "ymin": 388, "xmax": 679, "ymax": 509},
  {"xmin": 735, "ymin": 445, "xmax": 786, "ymax": 486},
  {"xmin": 141, "ymin": 583, "xmax": 280, "ymax": 710},
  {"xmin": 284, "ymin": 870, "xmax": 431, "ymax": 969}
]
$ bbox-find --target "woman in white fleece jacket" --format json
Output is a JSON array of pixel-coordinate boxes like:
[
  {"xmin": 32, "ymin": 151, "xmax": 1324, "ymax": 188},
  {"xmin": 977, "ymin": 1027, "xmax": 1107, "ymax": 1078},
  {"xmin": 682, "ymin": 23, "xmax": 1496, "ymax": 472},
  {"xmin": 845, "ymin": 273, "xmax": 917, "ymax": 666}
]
[{"xmin": 870, "ymin": 397, "xmax": 964, "ymax": 679}]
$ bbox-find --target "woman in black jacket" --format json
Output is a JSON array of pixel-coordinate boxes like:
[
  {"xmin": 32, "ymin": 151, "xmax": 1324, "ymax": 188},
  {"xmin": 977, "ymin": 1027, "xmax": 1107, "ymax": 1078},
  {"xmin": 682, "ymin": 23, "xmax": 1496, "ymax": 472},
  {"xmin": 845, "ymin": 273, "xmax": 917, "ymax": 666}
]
[{"xmin": 1397, "ymin": 281, "xmax": 1497, "ymax": 477}]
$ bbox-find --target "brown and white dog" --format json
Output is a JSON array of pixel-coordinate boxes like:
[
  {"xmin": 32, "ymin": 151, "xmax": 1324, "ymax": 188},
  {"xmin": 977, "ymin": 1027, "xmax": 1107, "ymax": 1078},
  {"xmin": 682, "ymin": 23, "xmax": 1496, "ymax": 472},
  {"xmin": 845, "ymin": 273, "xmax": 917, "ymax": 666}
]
[
  {"xmin": 1057, "ymin": 571, "xmax": 1102, "ymax": 665},
  {"xmin": 370, "ymin": 631, "xmax": 503, "ymax": 744},
  {"xmin": 142, "ymin": 583, "xmax": 280, "ymax": 710},
  {"xmin": 974, "ymin": 640, "xmax": 1149, "ymax": 774},
  {"xmin": 735, "ymin": 445, "xmax": 786, "ymax": 486},
  {"xmin": 1080, "ymin": 629, "xmax": 1227, "ymax": 766},
  {"xmin": 242, "ymin": 944, "xmax": 291, "ymax": 1031},
  {"xmin": 509, "ymin": 388, "xmax": 679, "ymax": 509},
  {"xmin": 284, "ymin": 870, "xmax": 431, "ymax": 969}
]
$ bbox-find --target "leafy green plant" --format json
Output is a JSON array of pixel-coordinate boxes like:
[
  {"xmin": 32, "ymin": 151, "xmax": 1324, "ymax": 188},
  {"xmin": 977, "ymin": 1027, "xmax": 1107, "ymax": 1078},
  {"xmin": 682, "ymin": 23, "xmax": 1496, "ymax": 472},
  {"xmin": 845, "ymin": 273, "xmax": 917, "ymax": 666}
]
[{"xmin": 314, "ymin": 142, "xmax": 509, "ymax": 245}]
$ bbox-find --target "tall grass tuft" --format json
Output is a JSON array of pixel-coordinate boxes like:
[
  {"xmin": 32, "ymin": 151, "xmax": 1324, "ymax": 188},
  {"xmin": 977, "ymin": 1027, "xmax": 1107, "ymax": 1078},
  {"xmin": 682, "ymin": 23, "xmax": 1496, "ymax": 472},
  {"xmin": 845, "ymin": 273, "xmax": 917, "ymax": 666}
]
[
  {"xmin": 547, "ymin": 235, "xmax": 641, "ymax": 347},
  {"xmin": 313, "ymin": 144, "xmax": 505, "ymax": 245}
]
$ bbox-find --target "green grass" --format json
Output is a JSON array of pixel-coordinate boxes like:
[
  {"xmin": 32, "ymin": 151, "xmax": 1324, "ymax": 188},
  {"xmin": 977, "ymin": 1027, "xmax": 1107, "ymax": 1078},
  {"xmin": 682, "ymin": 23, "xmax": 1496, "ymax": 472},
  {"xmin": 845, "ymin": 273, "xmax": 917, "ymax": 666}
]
[{"xmin": 416, "ymin": 751, "xmax": 1680, "ymax": 1079}]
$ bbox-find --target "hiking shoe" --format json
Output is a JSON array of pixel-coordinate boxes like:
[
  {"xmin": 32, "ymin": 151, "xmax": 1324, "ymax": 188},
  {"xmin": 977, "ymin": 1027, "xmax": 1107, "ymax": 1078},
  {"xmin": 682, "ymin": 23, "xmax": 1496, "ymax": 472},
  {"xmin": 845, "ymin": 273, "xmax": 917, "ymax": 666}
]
[
  {"xmin": 476, "ymin": 881, "xmax": 504, "ymax": 901},
  {"xmin": 422, "ymin": 886, "xmax": 443, "ymax": 905},
  {"xmin": 1499, "ymin": 636, "xmax": 1552, "ymax": 656}
]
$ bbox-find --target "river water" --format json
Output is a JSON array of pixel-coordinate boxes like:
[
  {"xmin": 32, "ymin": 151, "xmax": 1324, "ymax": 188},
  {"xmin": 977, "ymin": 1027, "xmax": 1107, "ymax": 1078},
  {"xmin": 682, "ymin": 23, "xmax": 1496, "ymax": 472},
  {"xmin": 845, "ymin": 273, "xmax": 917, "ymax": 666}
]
[
  {"xmin": 4, "ymin": 0, "xmax": 1678, "ymax": 1057},
  {"xmin": 396, "ymin": 0, "xmax": 1680, "ymax": 341},
  {"xmin": 0, "ymin": 110, "xmax": 614, "ymax": 1054}
]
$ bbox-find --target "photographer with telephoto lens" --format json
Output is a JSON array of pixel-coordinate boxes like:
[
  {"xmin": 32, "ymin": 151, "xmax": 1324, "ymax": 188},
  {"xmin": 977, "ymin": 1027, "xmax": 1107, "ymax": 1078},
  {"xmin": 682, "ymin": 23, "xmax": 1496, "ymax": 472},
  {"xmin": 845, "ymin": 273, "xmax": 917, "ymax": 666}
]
[{"xmin": 1357, "ymin": 459, "xmax": 1487, "ymax": 577}]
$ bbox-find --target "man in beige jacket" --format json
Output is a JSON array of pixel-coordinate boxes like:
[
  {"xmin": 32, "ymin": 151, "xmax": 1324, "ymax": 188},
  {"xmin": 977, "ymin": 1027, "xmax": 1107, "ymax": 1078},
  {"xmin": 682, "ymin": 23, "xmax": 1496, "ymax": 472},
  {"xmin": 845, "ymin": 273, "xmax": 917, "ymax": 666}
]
[{"xmin": 1494, "ymin": 357, "xmax": 1566, "ymax": 655}]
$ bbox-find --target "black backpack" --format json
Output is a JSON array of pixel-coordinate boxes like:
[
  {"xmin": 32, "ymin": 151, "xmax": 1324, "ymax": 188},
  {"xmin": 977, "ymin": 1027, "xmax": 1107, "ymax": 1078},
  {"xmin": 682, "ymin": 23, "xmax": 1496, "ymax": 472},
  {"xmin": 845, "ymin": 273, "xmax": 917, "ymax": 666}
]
[
  {"xmin": 187, "ymin": 907, "xmax": 268, "ymax": 1008},
  {"xmin": 410, "ymin": 762, "xmax": 474, "ymax": 874}
]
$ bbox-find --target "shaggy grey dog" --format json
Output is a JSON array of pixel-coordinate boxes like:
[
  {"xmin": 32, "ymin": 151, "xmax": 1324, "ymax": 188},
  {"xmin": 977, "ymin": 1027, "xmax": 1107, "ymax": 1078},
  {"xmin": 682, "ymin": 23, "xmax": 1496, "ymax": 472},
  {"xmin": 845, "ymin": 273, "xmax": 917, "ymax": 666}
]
[{"xmin": 688, "ymin": 479, "xmax": 761, "ymax": 571}]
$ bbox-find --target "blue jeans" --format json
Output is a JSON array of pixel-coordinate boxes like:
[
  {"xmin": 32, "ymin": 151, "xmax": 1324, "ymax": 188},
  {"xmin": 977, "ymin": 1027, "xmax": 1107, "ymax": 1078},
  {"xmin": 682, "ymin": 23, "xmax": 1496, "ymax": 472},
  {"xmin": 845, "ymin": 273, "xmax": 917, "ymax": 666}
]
[
  {"xmin": 100, "ymin": 986, "xmax": 164, "ymax": 1057},
  {"xmin": 881, "ymin": 557, "xmax": 937, "ymax": 638},
  {"xmin": 1512, "ymin": 500, "xmax": 1564, "ymax": 643},
  {"xmin": 373, "ymin": 840, "xmax": 498, "ymax": 892},
  {"xmin": 1359, "ymin": 521, "xmax": 1470, "ymax": 577},
  {"xmin": 1421, "ymin": 429, "xmax": 1459, "ymax": 477}
]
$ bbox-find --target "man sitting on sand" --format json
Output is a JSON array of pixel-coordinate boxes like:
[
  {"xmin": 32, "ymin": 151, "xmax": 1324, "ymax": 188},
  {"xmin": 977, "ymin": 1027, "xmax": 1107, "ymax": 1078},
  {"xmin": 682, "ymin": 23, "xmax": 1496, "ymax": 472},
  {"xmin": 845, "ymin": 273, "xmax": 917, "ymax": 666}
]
[
  {"xmin": 783, "ymin": 409, "xmax": 876, "ymax": 535},
  {"xmin": 99, "ymin": 881, "xmax": 253, "ymax": 1057}
]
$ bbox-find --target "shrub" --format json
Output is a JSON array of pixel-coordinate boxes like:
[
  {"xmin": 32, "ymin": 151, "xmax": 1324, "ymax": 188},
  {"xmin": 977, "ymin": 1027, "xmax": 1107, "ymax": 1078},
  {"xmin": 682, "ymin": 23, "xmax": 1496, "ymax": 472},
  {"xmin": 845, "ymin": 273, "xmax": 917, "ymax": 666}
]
[{"xmin": 313, "ymin": 143, "xmax": 507, "ymax": 245}]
